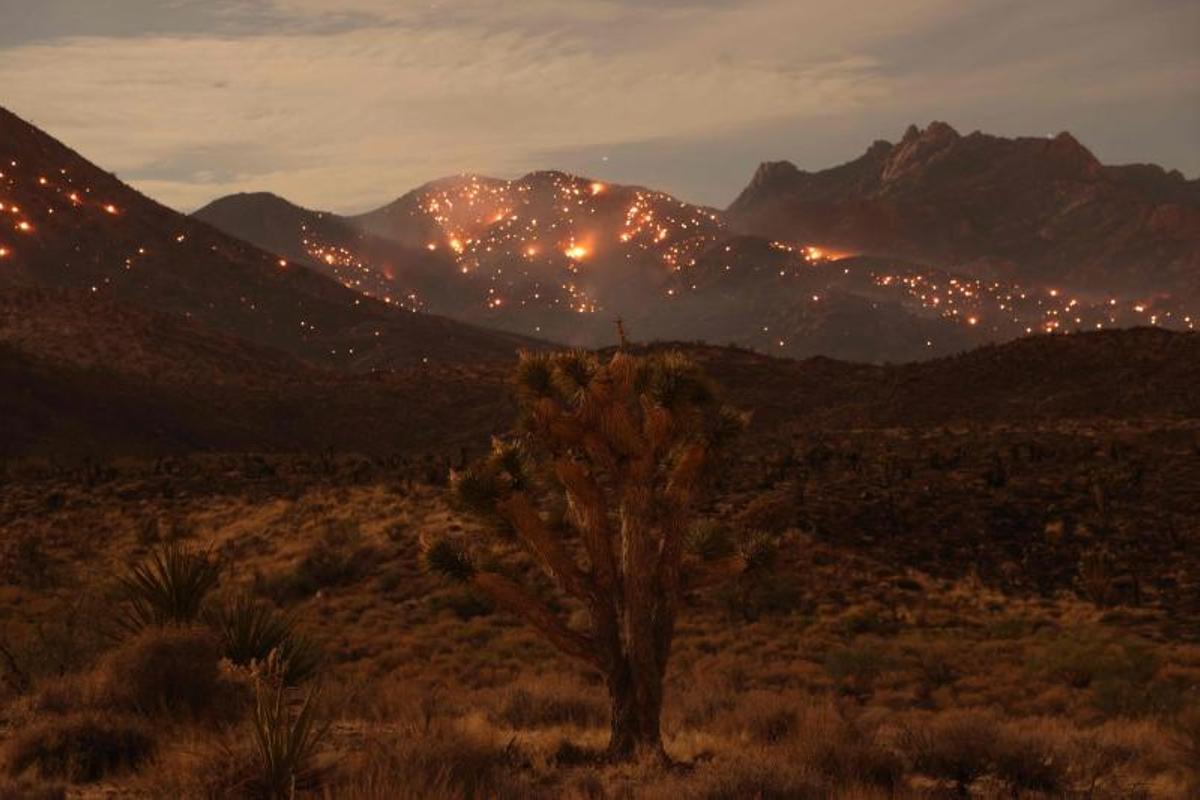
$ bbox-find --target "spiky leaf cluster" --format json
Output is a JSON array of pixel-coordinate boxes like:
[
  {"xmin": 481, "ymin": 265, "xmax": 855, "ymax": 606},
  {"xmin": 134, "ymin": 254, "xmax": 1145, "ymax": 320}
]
[
  {"xmin": 451, "ymin": 438, "xmax": 534, "ymax": 518},
  {"xmin": 115, "ymin": 543, "xmax": 220, "ymax": 633},
  {"xmin": 206, "ymin": 595, "xmax": 322, "ymax": 685},
  {"xmin": 422, "ymin": 538, "xmax": 475, "ymax": 583}
]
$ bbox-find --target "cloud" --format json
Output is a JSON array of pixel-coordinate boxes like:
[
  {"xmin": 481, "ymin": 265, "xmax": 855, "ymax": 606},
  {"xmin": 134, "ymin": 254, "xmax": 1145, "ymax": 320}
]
[{"xmin": 0, "ymin": 0, "xmax": 1195, "ymax": 211}]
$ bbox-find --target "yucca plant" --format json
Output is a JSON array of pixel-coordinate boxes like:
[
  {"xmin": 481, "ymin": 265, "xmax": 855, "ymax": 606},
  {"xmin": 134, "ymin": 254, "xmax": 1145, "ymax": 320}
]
[
  {"xmin": 208, "ymin": 595, "xmax": 322, "ymax": 685},
  {"xmin": 251, "ymin": 671, "xmax": 329, "ymax": 799},
  {"xmin": 115, "ymin": 543, "xmax": 220, "ymax": 633},
  {"xmin": 424, "ymin": 348, "xmax": 767, "ymax": 762}
]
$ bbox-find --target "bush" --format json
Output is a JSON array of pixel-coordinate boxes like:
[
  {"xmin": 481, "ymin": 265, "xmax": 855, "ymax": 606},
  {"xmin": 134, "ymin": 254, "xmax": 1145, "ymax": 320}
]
[
  {"xmin": 991, "ymin": 727, "xmax": 1066, "ymax": 797},
  {"xmin": 115, "ymin": 543, "xmax": 220, "ymax": 632},
  {"xmin": 0, "ymin": 778, "xmax": 65, "ymax": 800},
  {"xmin": 901, "ymin": 710, "xmax": 1001, "ymax": 794},
  {"xmin": 823, "ymin": 645, "xmax": 889, "ymax": 697},
  {"xmin": 332, "ymin": 729, "xmax": 530, "ymax": 800},
  {"xmin": 96, "ymin": 626, "xmax": 243, "ymax": 722},
  {"xmin": 267, "ymin": 523, "xmax": 377, "ymax": 602},
  {"xmin": 207, "ymin": 595, "xmax": 322, "ymax": 685},
  {"xmin": 2, "ymin": 714, "xmax": 154, "ymax": 782}
]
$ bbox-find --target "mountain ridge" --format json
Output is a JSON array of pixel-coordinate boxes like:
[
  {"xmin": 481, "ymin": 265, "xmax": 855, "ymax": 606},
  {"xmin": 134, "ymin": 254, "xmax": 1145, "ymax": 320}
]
[{"xmin": 726, "ymin": 121, "xmax": 1200, "ymax": 296}]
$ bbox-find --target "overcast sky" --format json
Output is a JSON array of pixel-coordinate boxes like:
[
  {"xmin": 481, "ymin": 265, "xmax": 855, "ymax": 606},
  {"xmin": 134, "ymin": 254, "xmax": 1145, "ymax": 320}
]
[{"xmin": 1, "ymin": 0, "xmax": 1196, "ymax": 213}]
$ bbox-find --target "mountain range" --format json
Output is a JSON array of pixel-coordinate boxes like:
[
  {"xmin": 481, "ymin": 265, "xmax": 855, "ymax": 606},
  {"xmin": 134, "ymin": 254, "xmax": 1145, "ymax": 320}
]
[
  {"xmin": 728, "ymin": 122, "xmax": 1200, "ymax": 298},
  {"xmin": 193, "ymin": 122, "xmax": 1198, "ymax": 361},
  {"xmin": 2, "ymin": 105, "xmax": 1198, "ymax": 460}
]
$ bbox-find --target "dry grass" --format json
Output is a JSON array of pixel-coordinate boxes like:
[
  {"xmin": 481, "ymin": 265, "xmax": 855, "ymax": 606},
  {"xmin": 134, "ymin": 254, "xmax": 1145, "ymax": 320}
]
[{"xmin": 0, "ymin": 429, "xmax": 1197, "ymax": 797}]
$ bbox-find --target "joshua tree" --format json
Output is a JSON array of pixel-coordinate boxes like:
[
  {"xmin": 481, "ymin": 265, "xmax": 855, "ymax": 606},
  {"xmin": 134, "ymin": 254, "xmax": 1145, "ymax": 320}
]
[{"xmin": 423, "ymin": 348, "xmax": 768, "ymax": 761}]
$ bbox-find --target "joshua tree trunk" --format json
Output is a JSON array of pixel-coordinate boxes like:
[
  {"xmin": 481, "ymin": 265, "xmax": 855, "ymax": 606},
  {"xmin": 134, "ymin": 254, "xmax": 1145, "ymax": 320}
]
[{"xmin": 606, "ymin": 658, "xmax": 665, "ymax": 760}]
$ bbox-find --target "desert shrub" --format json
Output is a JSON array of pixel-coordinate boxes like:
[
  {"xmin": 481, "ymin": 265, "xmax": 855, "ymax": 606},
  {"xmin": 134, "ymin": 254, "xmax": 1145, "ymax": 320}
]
[
  {"xmin": 901, "ymin": 709, "xmax": 1001, "ymax": 795},
  {"xmin": 115, "ymin": 543, "xmax": 220, "ymax": 632},
  {"xmin": 991, "ymin": 725, "xmax": 1067, "ymax": 796},
  {"xmin": 1032, "ymin": 634, "xmax": 1181, "ymax": 717},
  {"xmin": 0, "ymin": 778, "xmax": 65, "ymax": 800},
  {"xmin": 911, "ymin": 643, "xmax": 958, "ymax": 699},
  {"xmin": 0, "ymin": 531, "xmax": 53, "ymax": 588},
  {"xmin": 646, "ymin": 753, "xmax": 828, "ymax": 800},
  {"xmin": 835, "ymin": 605, "xmax": 901, "ymax": 637},
  {"xmin": 268, "ymin": 522, "xmax": 377, "ymax": 602},
  {"xmin": 493, "ymin": 685, "xmax": 607, "ymax": 730},
  {"xmin": 718, "ymin": 695, "xmax": 902, "ymax": 790},
  {"xmin": 717, "ymin": 573, "xmax": 805, "ymax": 621},
  {"xmin": 823, "ymin": 644, "xmax": 889, "ymax": 697},
  {"xmin": 96, "ymin": 625, "xmax": 244, "ymax": 722},
  {"xmin": 0, "ymin": 597, "xmax": 108, "ymax": 693},
  {"xmin": 249, "ymin": 679, "xmax": 329, "ymax": 800},
  {"xmin": 427, "ymin": 590, "xmax": 494, "ymax": 621},
  {"xmin": 207, "ymin": 595, "xmax": 322, "ymax": 685},
  {"xmin": 331, "ymin": 729, "xmax": 528, "ymax": 800},
  {"xmin": 2, "ymin": 713, "xmax": 153, "ymax": 782}
]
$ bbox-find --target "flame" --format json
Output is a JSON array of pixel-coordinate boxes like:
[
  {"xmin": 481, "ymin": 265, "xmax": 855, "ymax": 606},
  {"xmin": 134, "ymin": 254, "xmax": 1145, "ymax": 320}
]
[
  {"xmin": 590, "ymin": 182, "xmax": 606, "ymax": 195},
  {"xmin": 564, "ymin": 244, "xmax": 589, "ymax": 260}
]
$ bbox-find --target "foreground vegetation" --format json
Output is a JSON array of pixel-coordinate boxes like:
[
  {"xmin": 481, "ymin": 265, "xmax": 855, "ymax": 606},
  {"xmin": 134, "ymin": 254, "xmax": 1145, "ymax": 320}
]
[{"xmin": 0, "ymin": 412, "xmax": 1197, "ymax": 797}]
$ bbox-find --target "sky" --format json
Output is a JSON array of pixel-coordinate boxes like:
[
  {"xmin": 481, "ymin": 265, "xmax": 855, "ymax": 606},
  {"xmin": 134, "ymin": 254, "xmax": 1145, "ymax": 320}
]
[{"xmin": 1, "ymin": 0, "xmax": 1196, "ymax": 214}]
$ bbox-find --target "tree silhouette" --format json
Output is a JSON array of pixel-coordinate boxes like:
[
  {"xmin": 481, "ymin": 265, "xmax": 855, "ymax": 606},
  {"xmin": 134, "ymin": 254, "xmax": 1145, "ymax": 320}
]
[{"xmin": 423, "ymin": 348, "xmax": 768, "ymax": 761}]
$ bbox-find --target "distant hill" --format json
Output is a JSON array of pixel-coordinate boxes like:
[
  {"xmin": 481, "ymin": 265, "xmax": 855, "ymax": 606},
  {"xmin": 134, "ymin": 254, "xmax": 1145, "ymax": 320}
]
[
  {"xmin": 200, "ymin": 170, "xmax": 1181, "ymax": 362},
  {"xmin": 727, "ymin": 122, "xmax": 1200, "ymax": 298},
  {"xmin": 0, "ymin": 289, "xmax": 515, "ymax": 459},
  {"xmin": 0, "ymin": 106, "xmax": 538, "ymax": 370},
  {"xmin": 2, "ymin": 295, "xmax": 1194, "ymax": 459}
]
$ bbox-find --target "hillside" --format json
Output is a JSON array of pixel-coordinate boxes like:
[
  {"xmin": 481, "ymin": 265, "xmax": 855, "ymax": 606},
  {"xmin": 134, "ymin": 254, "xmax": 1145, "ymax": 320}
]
[
  {"xmin": 3, "ymin": 318, "xmax": 1194, "ymax": 461},
  {"xmin": 0, "ymin": 289, "xmax": 515, "ymax": 460},
  {"xmin": 727, "ymin": 122, "xmax": 1200, "ymax": 300},
  {"xmin": 0, "ymin": 107, "xmax": 537, "ymax": 370},
  {"xmin": 197, "ymin": 169, "xmax": 1178, "ymax": 362}
]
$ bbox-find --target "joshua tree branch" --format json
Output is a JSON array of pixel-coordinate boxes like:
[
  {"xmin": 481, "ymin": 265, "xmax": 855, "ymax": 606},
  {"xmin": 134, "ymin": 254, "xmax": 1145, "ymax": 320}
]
[
  {"xmin": 554, "ymin": 458, "xmax": 618, "ymax": 593},
  {"xmin": 497, "ymin": 492, "xmax": 592, "ymax": 601},
  {"xmin": 470, "ymin": 571, "xmax": 602, "ymax": 669}
]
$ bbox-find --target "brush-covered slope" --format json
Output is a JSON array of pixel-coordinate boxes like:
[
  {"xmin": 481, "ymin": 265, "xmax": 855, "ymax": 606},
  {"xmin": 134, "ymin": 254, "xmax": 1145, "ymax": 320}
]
[
  {"xmin": 0, "ymin": 106, "xmax": 537, "ymax": 370},
  {"xmin": 728, "ymin": 122, "xmax": 1200, "ymax": 298},
  {"xmin": 201, "ymin": 170, "xmax": 1175, "ymax": 362}
]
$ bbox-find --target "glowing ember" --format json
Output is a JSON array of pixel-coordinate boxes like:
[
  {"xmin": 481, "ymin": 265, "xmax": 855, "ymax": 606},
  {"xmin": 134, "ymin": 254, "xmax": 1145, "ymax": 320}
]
[
  {"xmin": 564, "ymin": 244, "xmax": 589, "ymax": 260},
  {"xmin": 0, "ymin": 246, "xmax": 8, "ymax": 258},
  {"xmin": 590, "ymin": 182, "xmax": 606, "ymax": 195},
  {"xmin": 104, "ymin": 204, "xmax": 118, "ymax": 214},
  {"xmin": 16, "ymin": 221, "xmax": 31, "ymax": 232}
]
